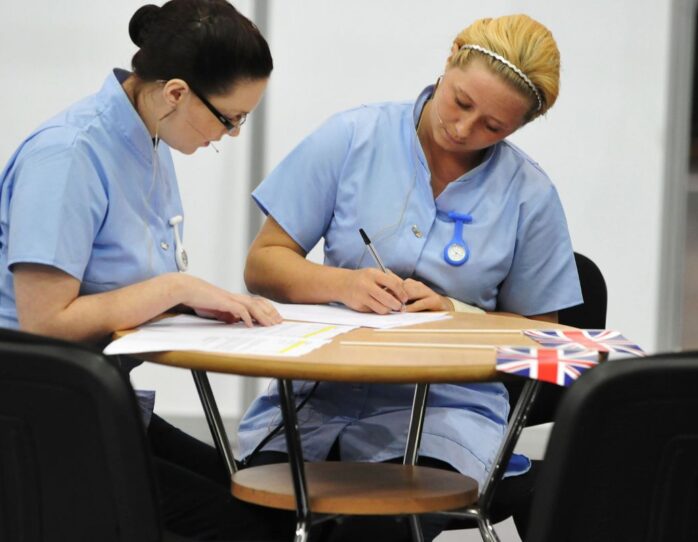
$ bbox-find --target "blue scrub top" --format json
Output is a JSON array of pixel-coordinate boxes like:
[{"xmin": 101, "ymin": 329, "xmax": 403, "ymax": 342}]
[
  {"xmin": 0, "ymin": 69, "xmax": 183, "ymax": 425},
  {"xmin": 238, "ymin": 85, "xmax": 582, "ymax": 486},
  {"xmin": 0, "ymin": 69, "xmax": 183, "ymax": 328}
]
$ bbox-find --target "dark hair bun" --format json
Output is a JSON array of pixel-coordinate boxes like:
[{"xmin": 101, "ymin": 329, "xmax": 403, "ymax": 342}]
[
  {"xmin": 129, "ymin": 4, "xmax": 161, "ymax": 47},
  {"xmin": 130, "ymin": 0, "xmax": 273, "ymax": 95}
]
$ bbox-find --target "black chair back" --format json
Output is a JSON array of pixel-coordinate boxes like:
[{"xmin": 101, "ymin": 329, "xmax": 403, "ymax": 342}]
[
  {"xmin": 558, "ymin": 252, "xmax": 607, "ymax": 329},
  {"xmin": 527, "ymin": 353, "xmax": 698, "ymax": 541},
  {"xmin": 506, "ymin": 252, "xmax": 607, "ymax": 425},
  {"xmin": 0, "ymin": 330, "xmax": 162, "ymax": 542}
]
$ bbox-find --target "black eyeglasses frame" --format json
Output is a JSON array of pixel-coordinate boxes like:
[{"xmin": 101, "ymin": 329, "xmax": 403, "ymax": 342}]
[{"xmin": 188, "ymin": 85, "xmax": 246, "ymax": 133}]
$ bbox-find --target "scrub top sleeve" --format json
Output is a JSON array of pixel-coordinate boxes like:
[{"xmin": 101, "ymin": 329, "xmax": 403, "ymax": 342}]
[
  {"xmin": 496, "ymin": 185, "xmax": 582, "ymax": 316},
  {"xmin": 252, "ymin": 114, "xmax": 352, "ymax": 253},
  {"xmin": 7, "ymin": 137, "xmax": 107, "ymax": 281}
]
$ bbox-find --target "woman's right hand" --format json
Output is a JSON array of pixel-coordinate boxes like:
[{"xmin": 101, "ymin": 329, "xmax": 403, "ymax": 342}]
[
  {"xmin": 177, "ymin": 275, "xmax": 282, "ymax": 327},
  {"xmin": 337, "ymin": 268, "xmax": 408, "ymax": 314},
  {"xmin": 12, "ymin": 265, "xmax": 280, "ymax": 344}
]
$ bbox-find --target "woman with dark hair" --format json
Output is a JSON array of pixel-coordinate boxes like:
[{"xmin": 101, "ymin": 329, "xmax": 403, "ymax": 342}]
[{"xmin": 0, "ymin": 1, "xmax": 288, "ymax": 539}]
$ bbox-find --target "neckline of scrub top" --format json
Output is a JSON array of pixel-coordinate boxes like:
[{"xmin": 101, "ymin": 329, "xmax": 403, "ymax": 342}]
[
  {"xmin": 105, "ymin": 68, "xmax": 159, "ymax": 165},
  {"xmin": 411, "ymin": 84, "xmax": 496, "ymax": 185}
]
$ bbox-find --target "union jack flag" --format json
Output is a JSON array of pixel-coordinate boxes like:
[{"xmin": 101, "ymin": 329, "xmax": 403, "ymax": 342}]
[
  {"xmin": 523, "ymin": 329, "xmax": 645, "ymax": 357},
  {"xmin": 496, "ymin": 346, "xmax": 600, "ymax": 387}
]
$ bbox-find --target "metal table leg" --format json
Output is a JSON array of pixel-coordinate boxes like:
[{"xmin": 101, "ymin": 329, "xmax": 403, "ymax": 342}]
[
  {"xmin": 192, "ymin": 370, "xmax": 237, "ymax": 478},
  {"xmin": 475, "ymin": 517, "xmax": 501, "ymax": 542},
  {"xmin": 479, "ymin": 380, "xmax": 541, "ymax": 513},
  {"xmin": 403, "ymin": 383, "xmax": 430, "ymax": 542},
  {"xmin": 403, "ymin": 383, "xmax": 430, "ymax": 466},
  {"xmin": 278, "ymin": 379, "xmax": 311, "ymax": 542},
  {"xmin": 444, "ymin": 379, "xmax": 541, "ymax": 542}
]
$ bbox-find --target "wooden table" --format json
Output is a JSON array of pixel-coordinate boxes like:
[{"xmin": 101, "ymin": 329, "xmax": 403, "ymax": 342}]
[{"xmin": 126, "ymin": 312, "xmax": 573, "ymax": 542}]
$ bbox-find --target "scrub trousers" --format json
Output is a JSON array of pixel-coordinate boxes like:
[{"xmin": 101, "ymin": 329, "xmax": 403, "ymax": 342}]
[{"xmin": 148, "ymin": 415, "xmax": 293, "ymax": 541}]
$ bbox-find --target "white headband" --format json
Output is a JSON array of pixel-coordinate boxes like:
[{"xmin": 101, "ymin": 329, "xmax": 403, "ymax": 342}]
[{"xmin": 459, "ymin": 44, "xmax": 543, "ymax": 111}]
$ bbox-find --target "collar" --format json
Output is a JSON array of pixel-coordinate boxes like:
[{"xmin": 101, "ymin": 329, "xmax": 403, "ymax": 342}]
[{"xmin": 98, "ymin": 68, "xmax": 156, "ymax": 164}]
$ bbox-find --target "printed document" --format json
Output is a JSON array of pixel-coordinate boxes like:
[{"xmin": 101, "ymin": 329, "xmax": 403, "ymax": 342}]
[{"xmin": 104, "ymin": 314, "xmax": 355, "ymax": 357}]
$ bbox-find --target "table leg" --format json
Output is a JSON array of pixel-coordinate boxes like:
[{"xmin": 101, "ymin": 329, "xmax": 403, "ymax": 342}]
[
  {"xmin": 445, "ymin": 379, "xmax": 541, "ymax": 541},
  {"xmin": 403, "ymin": 383, "xmax": 430, "ymax": 465},
  {"xmin": 191, "ymin": 370, "xmax": 237, "ymax": 478},
  {"xmin": 475, "ymin": 517, "xmax": 501, "ymax": 542},
  {"xmin": 478, "ymin": 380, "xmax": 541, "ymax": 513},
  {"xmin": 403, "ymin": 383, "xmax": 430, "ymax": 542},
  {"xmin": 277, "ymin": 379, "xmax": 311, "ymax": 542}
]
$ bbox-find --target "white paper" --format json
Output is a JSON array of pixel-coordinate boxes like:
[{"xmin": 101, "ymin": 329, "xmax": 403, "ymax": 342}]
[
  {"xmin": 104, "ymin": 315, "xmax": 355, "ymax": 357},
  {"xmin": 271, "ymin": 302, "xmax": 451, "ymax": 329}
]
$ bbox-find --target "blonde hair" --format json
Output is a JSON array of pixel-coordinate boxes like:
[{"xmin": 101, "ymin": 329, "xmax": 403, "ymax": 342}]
[{"xmin": 449, "ymin": 14, "xmax": 560, "ymax": 120}]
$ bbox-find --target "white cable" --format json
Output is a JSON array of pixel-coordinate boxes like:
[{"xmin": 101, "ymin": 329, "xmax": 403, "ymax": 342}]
[{"xmin": 168, "ymin": 215, "xmax": 188, "ymax": 271}]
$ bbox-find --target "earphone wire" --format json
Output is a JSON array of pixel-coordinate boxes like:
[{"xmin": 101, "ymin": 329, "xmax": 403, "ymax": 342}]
[
  {"xmin": 141, "ymin": 121, "xmax": 170, "ymax": 275},
  {"xmin": 142, "ymin": 131, "xmax": 160, "ymax": 275},
  {"xmin": 185, "ymin": 117, "xmax": 220, "ymax": 153},
  {"xmin": 355, "ymin": 94, "xmax": 428, "ymax": 269}
]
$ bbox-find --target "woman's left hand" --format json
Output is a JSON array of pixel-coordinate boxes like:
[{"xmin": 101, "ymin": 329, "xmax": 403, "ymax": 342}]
[{"xmin": 403, "ymin": 278, "xmax": 454, "ymax": 312}]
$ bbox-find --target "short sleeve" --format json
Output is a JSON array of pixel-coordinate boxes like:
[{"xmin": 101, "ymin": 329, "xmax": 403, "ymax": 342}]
[
  {"xmin": 252, "ymin": 113, "xmax": 352, "ymax": 253},
  {"xmin": 6, "ymin": 132, "xmax": 107, "ymax": 280},
  {"xmin": 496, "ymin": 185, "xmax": 582, "ymax": 316}
]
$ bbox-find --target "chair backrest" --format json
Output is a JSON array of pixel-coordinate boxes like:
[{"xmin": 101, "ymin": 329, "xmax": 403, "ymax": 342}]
[
  {"xmin": 526, "ymin": 353, "xmax": 698, "ymax": 542},
  {"xmin": 0, "ymin": 329, "xmax": 162, "ymax": 542},
  {"xmin": 506, "ymin": 252, "xmax": 608, "ymax": 425},
  {"xmin": 558, "ymin": 252, "xmax": 607, "ymax": 329}
]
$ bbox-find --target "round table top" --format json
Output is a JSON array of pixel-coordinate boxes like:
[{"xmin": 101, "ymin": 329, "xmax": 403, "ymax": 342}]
[{"xmin": 120, "ymin": 312, "xmax": 571, "ymax": 383}]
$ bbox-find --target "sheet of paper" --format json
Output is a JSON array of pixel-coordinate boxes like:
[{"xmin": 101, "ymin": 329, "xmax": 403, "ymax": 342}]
[
  {"xmin": 272, "ymin": 302, "xmax": 451, "ymax": 329},
  {"xmin": 104, "ymin": 315, "xmax": 356, "ymax": 357}
]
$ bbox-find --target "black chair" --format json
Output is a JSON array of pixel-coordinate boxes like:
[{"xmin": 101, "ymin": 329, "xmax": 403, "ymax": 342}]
[
  {"xmin": 0, "ymin": 328, "xmax": 190, "ymax": 542},
  {"xmin": 505, "ymin": 251, "xmax": 608, "ymax": 426},
  {"xmin": 559, "ymin": 252, "xmax": 608, "ymax": 329},
  {"xmin": 526, "ymin": 353, "xmax": 698, "ymax": 541}
]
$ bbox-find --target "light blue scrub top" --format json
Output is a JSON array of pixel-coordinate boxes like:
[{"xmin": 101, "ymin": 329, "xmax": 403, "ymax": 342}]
[
  {"xmin": 0, "ymin": 69, "xmax": 183, "ymax": 423},
  {"xmin": 238, "ymin": 85, "xmax": 582, "ymax": 486},
  {"xmin": 0, "ymin": 69, "xmax": 183, "ymax": 327}
]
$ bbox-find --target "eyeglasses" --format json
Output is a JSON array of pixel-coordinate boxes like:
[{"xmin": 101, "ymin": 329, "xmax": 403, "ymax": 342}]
[{"xmin": 188, "ymin": 85, "xmax": 247, "ymax": 133}]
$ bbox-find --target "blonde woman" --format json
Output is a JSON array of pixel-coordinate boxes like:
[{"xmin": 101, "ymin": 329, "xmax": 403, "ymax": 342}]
[{"xmin": 240, "ymin": 14, "xmax": 581, "ymax": 541}]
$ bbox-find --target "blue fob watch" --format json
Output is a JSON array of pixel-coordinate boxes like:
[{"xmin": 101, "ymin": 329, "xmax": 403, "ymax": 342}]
[{"xmin": 443, "ymin": 211, "xmax": 472, "ymax": 266}]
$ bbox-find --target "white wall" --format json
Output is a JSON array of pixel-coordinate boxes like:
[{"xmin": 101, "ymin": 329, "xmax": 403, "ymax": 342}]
[
  {"xmin": 0, "ymin": 0, "xmax": 688, "ymax": 420},
  {"xmin": 264, "ymin": 0, "xmax": 676, "ymax": 356}
]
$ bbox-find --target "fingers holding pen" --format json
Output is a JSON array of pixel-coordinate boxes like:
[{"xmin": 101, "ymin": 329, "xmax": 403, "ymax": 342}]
[
  {"xmin": 341, "ymin": 268, "xmax": 407, "ymax": 314},
  {"xmin": 374, "ymin": 269, "xmax": 408, "ymax": 307},
  {"xmin": 403, "ymin": 278, "xmax": 454, "ymax": 312}
]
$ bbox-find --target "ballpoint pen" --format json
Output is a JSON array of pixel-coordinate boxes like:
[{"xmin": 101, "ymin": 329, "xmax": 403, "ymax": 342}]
[
  {"xmin": 359, "ymin": 228, "xmax": 387, "ymax": 273},
  {"xmin": 359, "ymin": 228, "xmax": 405, "ymax": 310}
]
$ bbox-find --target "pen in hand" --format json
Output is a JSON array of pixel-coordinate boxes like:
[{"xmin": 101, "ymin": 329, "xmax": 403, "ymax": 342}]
[
  {"xmin": 359, "ymin": 228, "xmax": 405, "ymax": 311},
  {"xmin": 359, "ymin": 228, "xmax": 387, "ymax": 273}
]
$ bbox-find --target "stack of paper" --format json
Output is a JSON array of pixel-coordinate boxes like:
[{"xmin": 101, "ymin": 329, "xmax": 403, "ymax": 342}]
[
  {"xmin": 104, "ymin": 314, "xmax": 355, "ymax": 357},
  {"xmin": 271, "ymin": 302, "xmax": 451, "ymax": 329}
]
